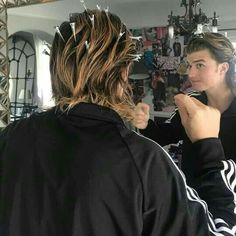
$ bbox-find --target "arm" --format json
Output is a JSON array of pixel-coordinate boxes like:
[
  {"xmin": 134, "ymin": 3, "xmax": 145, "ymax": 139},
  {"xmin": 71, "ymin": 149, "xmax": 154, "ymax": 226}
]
[
  {"xmin": 148, "ymin": 140, "xmax": 236, "ymax": 235},
  {"xmin": 130, "ymin": 135, "xmax": 236, "ymax": 235},
  {"xmin": 193, "ymin": 138, "xmax": 236, "ymax": 230},
  {"xmin": 193, "ymin": 138, "xmax": 236, "ymax": 234}
]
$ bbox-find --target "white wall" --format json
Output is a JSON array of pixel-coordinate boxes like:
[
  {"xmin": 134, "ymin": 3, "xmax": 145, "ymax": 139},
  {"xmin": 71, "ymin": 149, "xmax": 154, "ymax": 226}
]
[{"xmin": 8, "ymin": 15, "xmax": 60, "ymax": 40}]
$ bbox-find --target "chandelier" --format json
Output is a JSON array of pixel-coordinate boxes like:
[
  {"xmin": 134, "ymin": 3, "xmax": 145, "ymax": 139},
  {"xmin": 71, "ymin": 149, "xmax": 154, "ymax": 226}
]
[{"xmin": 167, "ymin": 0, "xmax": 218, "ymax": 38}]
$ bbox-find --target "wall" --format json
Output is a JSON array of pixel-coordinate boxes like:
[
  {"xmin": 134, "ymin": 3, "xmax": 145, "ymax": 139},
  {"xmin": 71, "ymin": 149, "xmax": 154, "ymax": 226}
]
[{"xmin": 8, "ymin": 15, "xmax": 60, "ymax": 40}]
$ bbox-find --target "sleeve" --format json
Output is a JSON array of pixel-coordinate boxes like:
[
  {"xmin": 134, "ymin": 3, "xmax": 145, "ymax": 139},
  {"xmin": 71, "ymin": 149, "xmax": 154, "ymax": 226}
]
[
  {"xmin": 139, "ymin": 108, "xmax": 183, "ymax": 146},
  {"xmin": 138, "ymin": 137, "xmax": 236, "ymax": 235},
  {"xmin": 193, "ymin": 138, "xmax": 236, "ymax": 234}
]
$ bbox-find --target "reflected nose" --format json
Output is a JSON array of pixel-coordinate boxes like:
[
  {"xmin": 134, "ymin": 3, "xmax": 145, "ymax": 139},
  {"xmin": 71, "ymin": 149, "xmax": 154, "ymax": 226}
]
[{"xmin": 187, "ymin": 66, "xmax": 197, "ymax": 80}]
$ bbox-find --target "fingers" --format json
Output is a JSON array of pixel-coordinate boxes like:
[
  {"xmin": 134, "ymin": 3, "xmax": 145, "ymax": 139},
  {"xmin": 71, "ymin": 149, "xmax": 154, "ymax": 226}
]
[
  {"xmin": 174, "ymin": 94, "xmax": 221, "ymax": 142},
  {"xmin": 136, "ymin": 102, "xmax": 150, "ymax": 114},
  {"xmin": 174, "ymin": 94, "xmax": 209, "ymax": 123},
  {"xmin": 174, "ymin": 94, "xmax": 200, "ymax": 114},
  {"xmin": 132, "ymin": 103, "xmax": 150, "ymax": 129}
]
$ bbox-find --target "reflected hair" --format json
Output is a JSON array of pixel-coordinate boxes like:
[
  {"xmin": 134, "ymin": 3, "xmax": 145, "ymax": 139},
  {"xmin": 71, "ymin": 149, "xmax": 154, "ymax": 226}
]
[
  {"xmin": 50, "ymin": 9, "xmax": 136, "ymax": 121},
  {"xmin": 186, "ymin": 33, "xmax": 236, "ymax": 90}
]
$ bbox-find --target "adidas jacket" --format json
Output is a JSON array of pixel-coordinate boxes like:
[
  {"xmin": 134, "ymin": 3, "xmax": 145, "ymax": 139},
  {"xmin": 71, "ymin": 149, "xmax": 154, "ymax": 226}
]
[{"xmin": 0, "ymin": 102, "xmax": 235, "ymax": 235}]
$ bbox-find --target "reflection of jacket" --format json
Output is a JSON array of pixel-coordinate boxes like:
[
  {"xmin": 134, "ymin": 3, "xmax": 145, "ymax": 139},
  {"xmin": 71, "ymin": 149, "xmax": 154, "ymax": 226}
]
[
  {"xmin": 141, "ymin": 91, "xmax": 236, "ymax": 188},
  {"xmin": 0, "ymin": 102, "xmax": 236, "ymax": 235}
]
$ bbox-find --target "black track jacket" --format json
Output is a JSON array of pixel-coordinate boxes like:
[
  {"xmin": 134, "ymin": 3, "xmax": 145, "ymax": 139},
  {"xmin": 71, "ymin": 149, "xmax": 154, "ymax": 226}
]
[{"xmin": 0, "ymin": 102, "xmax": 235, "ymax": 235}]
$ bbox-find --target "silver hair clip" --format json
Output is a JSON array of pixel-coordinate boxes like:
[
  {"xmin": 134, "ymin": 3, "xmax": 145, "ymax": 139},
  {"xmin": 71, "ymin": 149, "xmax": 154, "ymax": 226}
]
[
  {"xmin": 55, "ymin": 26, "xmax": 65, "ymax": 42},
  {"xmin": 70, "ymin": 22, "xmax": 76, "ymax": 41},
  {"xmin": 89, "ymin": 14, "xmax": 95, "ymax": 27},
  {"xmin": 42, "ymin": 40, "xmax": 51, "ymax": 49},
  {"xmin": 129, "ymin": 36, "xmax": 142, "ymax": 41},
  {"xmin": 96, "ymin": 4, "xmax": 101, "ymax": 10},
  {"xmin": 85, "ymin": 40, "xmax": 90, "ymax": 50},
  {"xmin": 118, "ymin": 31, "xmax": 125, "ymax": 39},
  {"xmin": 80, "ymin": 0, "xmax": 87, "ymax": 11},
  {"xmin": 104, "ymin": 6, "xmax": 109, "ymax": 14},
  {"xmin": 197, "ymin": 32, "xmax": 205, "ymax": 38},
  {"xmin": 130, "ymin": 54, "xmax": 142, "ymax": 62},
  {"xmin": 42, "ymin": 49, "xmax": 50, "ymax": 56},
  {"xmin": 117, "ymin": 23, "xmax": 125, "ymax": 41}
]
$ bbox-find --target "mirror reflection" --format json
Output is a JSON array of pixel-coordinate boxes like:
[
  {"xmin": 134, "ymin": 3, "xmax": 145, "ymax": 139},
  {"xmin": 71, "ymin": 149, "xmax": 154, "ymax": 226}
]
[
  {"xmin": 3, "ymin": 0, "xmax": 236, "ymax": 162},
  {"xmin": 0, "ymin": 2, "xmax": 235, "ymax": 234}
]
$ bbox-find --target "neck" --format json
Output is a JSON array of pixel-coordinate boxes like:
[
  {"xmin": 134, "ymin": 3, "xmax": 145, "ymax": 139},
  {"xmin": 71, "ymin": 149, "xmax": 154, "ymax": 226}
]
[{"xmin": 206, "ymin": 87, "xmax": 234, "ymax": 113}]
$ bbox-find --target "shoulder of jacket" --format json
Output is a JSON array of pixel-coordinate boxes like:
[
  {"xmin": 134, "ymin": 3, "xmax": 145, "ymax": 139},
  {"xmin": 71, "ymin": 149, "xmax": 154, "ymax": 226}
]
[
  {"xmin": 2, "ymin": 109, "xmax": 56, "ymax": 138},
  {"xmin": 123, "ymin": 130, "xmax": 173, "ymax": 165}
]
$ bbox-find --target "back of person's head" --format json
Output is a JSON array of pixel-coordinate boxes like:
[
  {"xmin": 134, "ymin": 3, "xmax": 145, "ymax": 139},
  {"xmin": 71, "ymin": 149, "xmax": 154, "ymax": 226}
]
[
  {"xmin": 50, "ymin": 9, "xmax": 137, "ymax": 121},
  {"xmin": 186, "ymin": 32, "xmax": 236, "ymax": 90}
]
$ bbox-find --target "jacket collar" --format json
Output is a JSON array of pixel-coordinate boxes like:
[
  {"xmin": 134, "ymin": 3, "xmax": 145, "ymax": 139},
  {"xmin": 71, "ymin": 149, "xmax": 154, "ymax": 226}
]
[{"xmin": 56, "ymin": 102, "xmax": 125, "ymax": 125}]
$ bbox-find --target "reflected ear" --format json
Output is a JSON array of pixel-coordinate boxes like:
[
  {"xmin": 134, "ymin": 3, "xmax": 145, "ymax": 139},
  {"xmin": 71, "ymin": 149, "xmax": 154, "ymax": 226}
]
[{"xmin": 220, "ymin": 62, "xmax": 229, "ymax": 74}]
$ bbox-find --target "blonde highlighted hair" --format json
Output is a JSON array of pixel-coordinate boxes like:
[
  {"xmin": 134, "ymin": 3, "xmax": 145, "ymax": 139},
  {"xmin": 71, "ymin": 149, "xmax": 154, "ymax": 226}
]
[{"xmin": 50, "ymin": 9, "xmax": 137, "ymax": 121}]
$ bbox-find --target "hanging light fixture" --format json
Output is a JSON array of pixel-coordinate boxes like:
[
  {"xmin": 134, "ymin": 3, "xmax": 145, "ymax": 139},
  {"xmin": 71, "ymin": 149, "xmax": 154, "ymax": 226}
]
[{"xmin": 167, "ymin": 0, "xmax": 218, "ymax": 38}]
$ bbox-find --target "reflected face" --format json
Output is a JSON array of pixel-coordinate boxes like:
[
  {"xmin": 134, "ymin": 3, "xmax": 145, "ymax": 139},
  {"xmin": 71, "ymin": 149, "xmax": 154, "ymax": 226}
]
[{"xmin": 186, "ymin": 49, "xmax": 224, "ymax": 92}]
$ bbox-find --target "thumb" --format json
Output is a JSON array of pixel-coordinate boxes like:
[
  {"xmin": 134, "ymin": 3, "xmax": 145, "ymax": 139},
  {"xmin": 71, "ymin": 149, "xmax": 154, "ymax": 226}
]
[
  {"xmin": 137, "ymin": 102, "xmax": 150, "ymax": 114},
  {"xmin": 174, "ymin": 94, "xmax": 189, "ymax": 126}
]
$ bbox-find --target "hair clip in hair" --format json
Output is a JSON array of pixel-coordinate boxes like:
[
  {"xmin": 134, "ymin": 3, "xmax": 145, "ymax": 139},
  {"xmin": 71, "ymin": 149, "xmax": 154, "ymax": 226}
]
[
  {"xmin": 195, "ymin": 32, "xmax": 204, "ymax": 38},
  {"xmin": 104, "ymin": 6, "xmax": 109, "ymax": 14},
  {"xmin": 55, "ymin": 26, "xmax": 65, "ymax": 42},
  {"xmin": 42, "ymin": 40, "xmax": 51, "ymax": 49},
  {"xmin": 70, "ymin": 22, "xmax": 76, "ymax": 41},
  {"xmin": 80, "ymin": 0, "xmax": 87, "ymax": 11},
  {"xmin": 129, "ymin": 36, "xmax": 142, "ymax": 41},
  {"xmin": 118, "ymin": 31, "xmax": 125, "ymax": 41},
  {"xmin": 119, "ymin": 32, "xmax": 125, "ymax": 37},
  {"xmin": 42, "ymin": 49, "xmax": 50, "ymax": 56},
  {"xmin": 130, "ymin": 54, "xmax": 142, "ymax": 62},
  {"xmin": 85, "ymin": 40, "xmax": 90, "ymax": 50},
  {"xmin": 89, "ymin": 14, "xmax": 95, "ymax": 27}
]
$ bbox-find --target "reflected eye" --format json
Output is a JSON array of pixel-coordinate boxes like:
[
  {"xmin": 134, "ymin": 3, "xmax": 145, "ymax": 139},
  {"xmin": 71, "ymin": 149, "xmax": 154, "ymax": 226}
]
[{"xmin": 196, "ymin": 63, "xmax": 205, "ymax": 69}]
